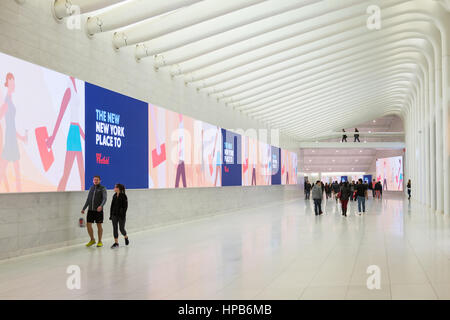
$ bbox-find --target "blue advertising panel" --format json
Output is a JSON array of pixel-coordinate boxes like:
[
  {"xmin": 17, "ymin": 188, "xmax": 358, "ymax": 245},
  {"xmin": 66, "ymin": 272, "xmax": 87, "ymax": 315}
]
[
  {"xmin": 363, "ymin": 174, "xmax": 372, "ymax": 184},
  {"xmin": 221, "ymin": 129, "xmax": 242, "ymax": 186},
  {"xmin": 271, "ymin": 146, "xmax": 281, "ymax": 185},
  {"xmin": 341, "ymin": 176, "xmax": 348, "ymax": 182},
  {"xmin": 85, "ymin": 82, "xmax": 148, "ymax": 189}
]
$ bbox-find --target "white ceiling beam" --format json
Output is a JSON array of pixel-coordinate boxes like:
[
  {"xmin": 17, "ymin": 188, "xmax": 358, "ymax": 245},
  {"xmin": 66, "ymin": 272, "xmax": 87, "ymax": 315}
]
[
  {"xmin": 215, "ymin": 38, "xmax": 432, "ymax": 102},
  {"xmin": 52, "ymin": 0, "xmax": 125, "ymax": 21},
  {"xmin": 243, "ymin": 68, "xmax": 419, "ymax": 117},
  {"xmin": 231, "ymin": 53, "xmax": 423, "ymax": 110},
  {"xmin": 135, "ymin": 0, "xmax": 321, "ymax": 60},
  {"xmin": 151, "ymin": 0, "xmax": 392, "ymax": 66},
  {"xmin": 86, "ymin": 0, "xmax": 202, "ymax": 36},
  {"xmin": 112, "ymin": 0, "xmax": 266, "ymax": 49}
]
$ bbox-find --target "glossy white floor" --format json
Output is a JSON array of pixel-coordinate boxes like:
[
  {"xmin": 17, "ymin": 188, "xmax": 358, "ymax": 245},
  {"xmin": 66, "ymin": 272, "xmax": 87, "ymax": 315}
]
[{"xmin": 1, "ymin": 192, "xmax": 450, "ymax": 300}]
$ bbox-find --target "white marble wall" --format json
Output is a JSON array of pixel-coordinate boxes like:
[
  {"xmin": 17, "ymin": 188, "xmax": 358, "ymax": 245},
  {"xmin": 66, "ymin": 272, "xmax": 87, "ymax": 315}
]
[{"xmin": 0, "ymin": 185, "xmax": 301, "ymax": 260}]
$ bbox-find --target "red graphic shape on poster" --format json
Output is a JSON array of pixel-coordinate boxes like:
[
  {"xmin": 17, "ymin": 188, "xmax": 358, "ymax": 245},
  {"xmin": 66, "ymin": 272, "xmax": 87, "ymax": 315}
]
[
  {"xmin": 224, "ymin": 166, "xmax": 229, "ymax": 173},
  {"xmin": 151, "ymin": 143, "xmax": 166, "ymax": 168},
  {"xmin": 243, "ymin": 158, "xmax": 249, "ymax": 173},
  {"xmin": 208, "ymin": 153, "xmax": 214, "ymax": 176},
  {"xmin": 282, "ymin": 164, "xmax": 285, "ymax": 176},
  {"xmin": 35, "ymin": 127, "xmax": 54, "ymax": 172}
]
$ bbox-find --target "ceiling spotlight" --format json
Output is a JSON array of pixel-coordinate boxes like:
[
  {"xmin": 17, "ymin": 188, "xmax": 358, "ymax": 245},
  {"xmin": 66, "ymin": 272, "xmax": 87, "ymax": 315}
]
[
  {"xmin": 373, "ymin": 120, "xmax": 376, "ymax": 123},
  {"xmin": 360, "ymin": 150, "xmax": 363, "ymax": 153}
]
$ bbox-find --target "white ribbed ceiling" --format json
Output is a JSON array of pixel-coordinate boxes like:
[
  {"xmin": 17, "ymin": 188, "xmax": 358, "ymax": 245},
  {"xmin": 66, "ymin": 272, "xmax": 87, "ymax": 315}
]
[{"xmin": 52, "ymin": 0, "xmax": 450, "ymax": 141}]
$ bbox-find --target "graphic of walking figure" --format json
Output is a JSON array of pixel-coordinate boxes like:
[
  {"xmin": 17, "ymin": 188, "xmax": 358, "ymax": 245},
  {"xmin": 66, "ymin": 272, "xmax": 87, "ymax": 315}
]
[
  {"xmin": 0, "ymin": 73, "xmax": 28, "ymax": 192},
  {"xmin": 47, "ymin": 76, "xmax": 85, "ymax": 191},
  {"xmin": 383, "ymin": 160, "xmax": 388, "ymax": 191},
  {"xmin": 175, "ymin": 114, "xmax": 187, "ymax": 188}
]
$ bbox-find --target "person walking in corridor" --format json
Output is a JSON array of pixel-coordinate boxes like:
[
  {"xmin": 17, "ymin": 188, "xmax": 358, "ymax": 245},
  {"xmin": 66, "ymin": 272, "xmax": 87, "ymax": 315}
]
[
  {"xmin": 407, "ymin": 179, "xmax": 411, "ymax": 200},
  {"xmin": 342, "ymin": 129, "xmax": 347, "ymax": 142},
  {"xmin": 312, "ymin": 181, "xmax": 323, "ymax": 215},
  {"xmin": 356, "ymin": 178, "xmax": 368, "ymax": 215},
  {"xmin": 304, "ymin": 180, "xmax": 312, "ymax": 200},
  {"xmin": 339, "ymin": 182, "xmax": 351, "ymax": 216},
  {"xmin": 371, "ymin": 179, "xmax": 376, "ymax": 197},
  {"xmin": 110, "ymin": 183, "xmax": 129, "ymax": 249},
  {"xmin": 82, "ymin": 175, "xmax": 107, "ymax": 247},
  {"xmin": 354, "ymin": 128, "xmax": 360, "ymax": 142},
  {"xmin": 332, "ymin": 180, "xmax": 340, "ymax": 202},
  {"xmin": 374, "ymin": 181, "xmax": 382, "ymax": 199},
  {"xmin": 350, "ymin": 180, "xmax": 356, "ymax": 201}
]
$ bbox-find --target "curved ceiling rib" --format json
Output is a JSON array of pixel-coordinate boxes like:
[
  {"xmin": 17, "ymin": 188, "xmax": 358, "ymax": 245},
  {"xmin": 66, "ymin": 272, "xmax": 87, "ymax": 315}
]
[
  {"xmin": 86, "ymin": 0, "xmax": 202, "ymax": 36},
  {"xmin": 112, "ymin": 0, "xmax": 266, "ymax": 49},
  {"xmin": 136, "ymin": 0, "xmax": 321, "ymax": 61},
  {"xmin": 220, "ymin": 47, "xmax": 426, "ymax": 104},
  {"xmin": 147, "ymin": 0, "xmax": 369, "ymax": 64},
  {"xmin": 49, "ymin": 0, "xmax": 448, "ymax": 141},
  {"xmin": 232, "ymin": 48, "xmax": 429, "ymax": 114},
  {"xmin": 52, "ymin": 0, "xmax": 125, "ymax": 20},
  {"xmin": 245, "ymin": 66, "xmax": 421, "ymax": 118}
]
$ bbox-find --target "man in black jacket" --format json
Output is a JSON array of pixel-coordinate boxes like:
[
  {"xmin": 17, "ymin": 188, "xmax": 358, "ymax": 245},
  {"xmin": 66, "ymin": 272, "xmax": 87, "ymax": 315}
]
[{"xmin": 81, "ymin": 175, "xmax": 107, "ymax": 247}]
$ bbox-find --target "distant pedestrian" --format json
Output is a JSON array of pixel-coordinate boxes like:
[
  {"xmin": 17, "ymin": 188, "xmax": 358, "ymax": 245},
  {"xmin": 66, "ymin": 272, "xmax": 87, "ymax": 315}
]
[
  {"xmin": 304, "ymin": 181, "xmax": 312, "ymax": 200},
  {"xmin": 332, "ymin": 181, "xmax": 340, "ymax": 202},
  {"xmin": 356, "ymin": 178, "xmax": 368, "ymax": 215},
  {"xmin": 342, "ymin": 129, "xmax": 347, "ymax": 142},
  {"xmin": 375, "ymin": 181, "xmax": 382, "ymax": 199},
  {"xmin": 407, "ymin": 179, "xmax": 411, "ymax": 200},
  {"xmin": 371, "ymin": 179, "xmax": 376, "ymax": 197},
  {"xmin": 350, "ymin": 181, "xmax": 356, "ymax": 201},
  {"xmin": 354, "ymin": 128, "xmax": 360, "ymax": 142},
  {"xmin": 312, "ymin": 181, "xmax": 323, "ymax": 215},
  {"xmin": 339, "ymin": 182, "xmax": 351, "ymax": 216}
]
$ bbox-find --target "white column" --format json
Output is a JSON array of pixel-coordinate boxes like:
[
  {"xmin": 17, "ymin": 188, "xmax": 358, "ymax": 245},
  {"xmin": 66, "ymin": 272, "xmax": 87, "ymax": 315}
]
[
  {"xmin": 425, "ymin": 77, "xmax": 431, "ymax": 207},
  {"xmin": 435, "ymin": 55, "xmax": 444, "ymax": 213},
  {"xmin": 429, "ymin": 64, "xmax": 437, "ymax": 211},
  {"xmin": 443, "ymin": 51, "xmax": 450, "ymax": 215}
]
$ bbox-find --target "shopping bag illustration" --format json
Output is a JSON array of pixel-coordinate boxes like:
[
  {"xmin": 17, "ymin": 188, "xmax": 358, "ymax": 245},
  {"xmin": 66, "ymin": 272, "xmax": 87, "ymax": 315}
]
[
  {"xmin": 152, "ymin": 143, "xmax": 166, "ymax": 168},
  {"xmin": 35, "ymin": 126, "xmax": 54, "ymax": 172}
]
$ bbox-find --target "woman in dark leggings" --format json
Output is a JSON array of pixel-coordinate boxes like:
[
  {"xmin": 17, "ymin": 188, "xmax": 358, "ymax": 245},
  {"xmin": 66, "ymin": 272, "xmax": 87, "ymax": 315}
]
[{"xmin": 110, "ymin": 183, "xmax": 129, "ymax": 249}]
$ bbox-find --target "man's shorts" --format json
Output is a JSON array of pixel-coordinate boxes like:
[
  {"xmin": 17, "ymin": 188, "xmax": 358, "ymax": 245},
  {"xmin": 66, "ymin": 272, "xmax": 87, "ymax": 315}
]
[{"xmin": 87, "ymin": 210, "xmax": 104, "ymax": 223}]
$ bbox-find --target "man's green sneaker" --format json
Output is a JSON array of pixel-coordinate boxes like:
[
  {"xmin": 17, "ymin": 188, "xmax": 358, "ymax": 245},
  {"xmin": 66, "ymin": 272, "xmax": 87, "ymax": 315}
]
[
  {"xmin": 86, "ymin": 240, "xmax": 96, "ymax": 247},
  {"xmin": 96, "ymin": 241, "xmax": 103, "ymax": 247}
]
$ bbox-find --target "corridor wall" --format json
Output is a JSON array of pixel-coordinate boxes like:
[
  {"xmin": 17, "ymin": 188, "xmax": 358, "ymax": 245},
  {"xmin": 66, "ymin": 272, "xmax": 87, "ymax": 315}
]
[
  {"xmin": 0, "ymin": 0, "xmax": 301, "ymax": 260},
  {"xmin": 0, "ymin": 51, "xmax": 298, "ymax": 193}
]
